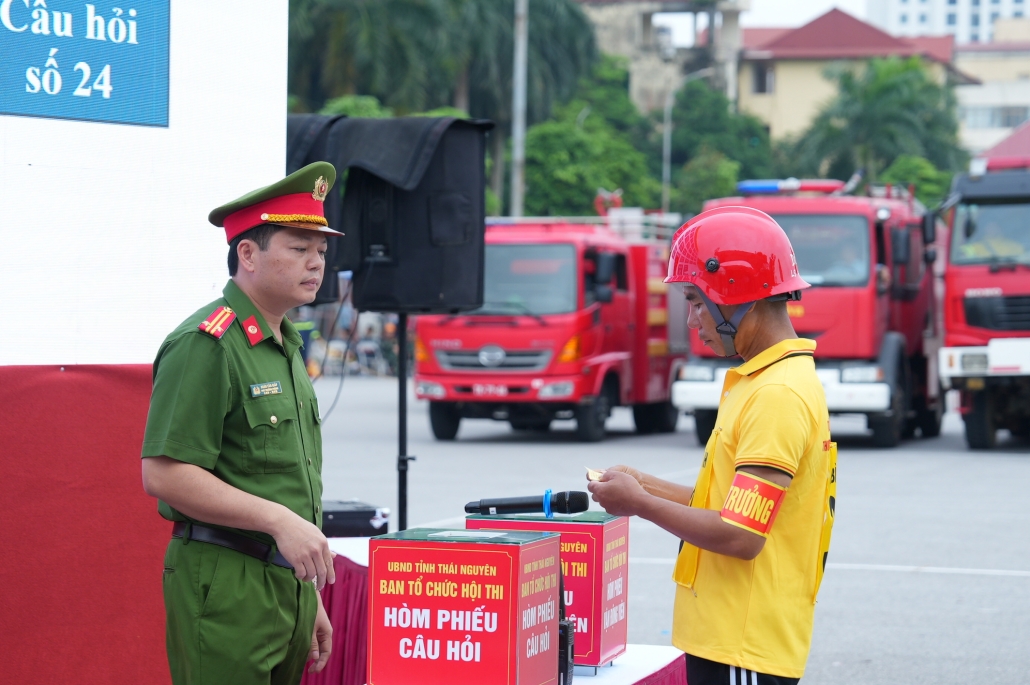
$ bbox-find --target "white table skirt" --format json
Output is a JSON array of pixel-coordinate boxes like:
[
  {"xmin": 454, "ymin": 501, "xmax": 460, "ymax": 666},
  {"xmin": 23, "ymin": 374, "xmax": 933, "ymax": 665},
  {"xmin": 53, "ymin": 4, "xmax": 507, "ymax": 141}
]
[
  {"xmin": 581, "ymin": 644, "xmax": 684, "ymax": 684},
  {"xmin": 328, "ymin": 536, "xmax": 370, "ymax": 567}
]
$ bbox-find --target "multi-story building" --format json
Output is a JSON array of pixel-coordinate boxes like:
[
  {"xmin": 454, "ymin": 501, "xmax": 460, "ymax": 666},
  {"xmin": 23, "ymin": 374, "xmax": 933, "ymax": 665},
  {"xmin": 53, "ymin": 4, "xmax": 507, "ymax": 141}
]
[
  {"xmin": 737, "ymin": 9, "xmax": 974, "ymax": 140},
  {"xmin": 954, "ymin": 30, "xmax": 1030, "ymax": 151},
  {"xmin": 576, "ymin": 0, "xmax": 749, "ymax": 112},
  {"xmin": 868, "ymin": 0, "xmax": 1029, "ymax": 44}
]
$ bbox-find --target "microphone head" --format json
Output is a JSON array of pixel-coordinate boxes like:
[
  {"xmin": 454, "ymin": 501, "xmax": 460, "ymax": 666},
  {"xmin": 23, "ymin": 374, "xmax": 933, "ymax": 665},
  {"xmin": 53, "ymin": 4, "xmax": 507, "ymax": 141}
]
[{"xmin": 554, "ymin": 491, "xmax": 589, "ymax": 514}]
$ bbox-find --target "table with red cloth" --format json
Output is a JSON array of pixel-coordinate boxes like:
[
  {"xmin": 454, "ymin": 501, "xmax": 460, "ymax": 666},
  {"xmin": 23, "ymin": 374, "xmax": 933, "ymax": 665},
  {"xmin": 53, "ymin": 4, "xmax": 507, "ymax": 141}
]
[
  {"xmin": 300, "ymin": 539, "xmax": 686, "ymax": 685},
  {"xmin": 300, "ymin": 541, "xmax": 370, "ymax": 685}
]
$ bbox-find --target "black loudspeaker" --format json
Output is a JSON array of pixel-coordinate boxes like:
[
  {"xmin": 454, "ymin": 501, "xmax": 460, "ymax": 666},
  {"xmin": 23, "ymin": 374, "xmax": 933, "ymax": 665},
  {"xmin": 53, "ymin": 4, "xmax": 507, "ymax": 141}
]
[
  {"xmin": 287, "ymin": 115, "xmax": 493, "ymax": 312},
  {"xmin": 287, "ymin": 114, "xmax": 345, "ymax": 305}
]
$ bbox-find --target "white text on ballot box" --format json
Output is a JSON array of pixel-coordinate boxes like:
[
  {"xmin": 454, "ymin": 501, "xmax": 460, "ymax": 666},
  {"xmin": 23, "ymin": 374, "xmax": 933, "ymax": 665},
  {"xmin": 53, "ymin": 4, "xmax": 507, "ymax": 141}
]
[
  {"xmin": 467, "ymin": 512, "xmax": 630, "ymax": 667},
  {"xmin": 368, "ymin": 529, "xmax": 561, "ymax": 685}
]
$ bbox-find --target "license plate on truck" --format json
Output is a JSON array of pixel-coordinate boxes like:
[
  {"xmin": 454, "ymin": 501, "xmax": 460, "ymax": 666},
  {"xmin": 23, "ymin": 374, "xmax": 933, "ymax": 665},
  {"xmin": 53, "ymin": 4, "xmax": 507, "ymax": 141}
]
[{"xmin": 473, "ymin": 384, "xmax": 508, "ymax": 397}]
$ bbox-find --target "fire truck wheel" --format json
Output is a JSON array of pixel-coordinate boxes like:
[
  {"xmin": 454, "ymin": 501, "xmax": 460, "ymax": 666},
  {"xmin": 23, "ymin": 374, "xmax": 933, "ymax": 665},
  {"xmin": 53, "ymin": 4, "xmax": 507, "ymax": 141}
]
[
  {"xmin": 429, "ymin": 402, "xmax": 461, "ymax": 441},
  {"xmin": 917, "ymin": 397, "xmax": 944, "ymax": 438},
  {"xmin": 652, "ymin": 401, "xmax": 681, "ymax": 433},
  {"xmin": 964, "ymin": 391, "xmax": 997, "ymax": 450},
  {"xmin": 632, "ymin": 405, "xmax": 655, "ymax": 434},
  {"xmin": 634, "ymin": 402, "xmax": 679, "ymax": 434},
  {"xmin": 576, "ymin": 394, "xmax": 610, "ymax": 442},
  {"xmin": 693, "ymin": 410, "xmax": 717, "ymax": 446},
  {"xmin": 870, "ymin": 387, "xmax": 904, "ymax": 448}
]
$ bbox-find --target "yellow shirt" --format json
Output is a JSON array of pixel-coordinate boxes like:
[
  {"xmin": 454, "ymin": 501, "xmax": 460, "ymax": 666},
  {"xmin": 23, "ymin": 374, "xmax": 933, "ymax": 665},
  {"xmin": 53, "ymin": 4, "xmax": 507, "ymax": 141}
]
[{"xmin": 672, "ymin": 338, "xmax": 834, "ymax": 678}]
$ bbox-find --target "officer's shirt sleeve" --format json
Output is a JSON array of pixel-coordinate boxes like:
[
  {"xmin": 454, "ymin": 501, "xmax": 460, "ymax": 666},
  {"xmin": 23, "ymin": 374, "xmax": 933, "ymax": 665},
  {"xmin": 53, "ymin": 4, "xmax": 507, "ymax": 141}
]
[
  {"xmin": 733, "ymin": 384, "xmax": 816, "ymax": 477},
  {"xmin": 141, "ymin": 332, "xmax": 231, "ymax": 469}
]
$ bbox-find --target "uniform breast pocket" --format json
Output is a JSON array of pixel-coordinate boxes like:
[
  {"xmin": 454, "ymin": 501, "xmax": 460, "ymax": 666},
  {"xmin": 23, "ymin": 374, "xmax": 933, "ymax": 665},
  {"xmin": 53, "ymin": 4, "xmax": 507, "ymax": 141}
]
[{"xmin": 242, "ymin": 396, "xmax": 301, "ymax": 473}]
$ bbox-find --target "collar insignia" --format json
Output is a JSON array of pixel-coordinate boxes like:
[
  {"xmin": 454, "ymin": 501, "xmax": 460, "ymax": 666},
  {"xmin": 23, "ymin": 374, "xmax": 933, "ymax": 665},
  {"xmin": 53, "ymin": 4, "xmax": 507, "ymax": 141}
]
[
  {"xmin": 240, "ymin": 315, "xmax": 264, "ymax": 346},
  {"xmin": 312, "ymin": 176, "xmax": 329, "ymax": 202}
]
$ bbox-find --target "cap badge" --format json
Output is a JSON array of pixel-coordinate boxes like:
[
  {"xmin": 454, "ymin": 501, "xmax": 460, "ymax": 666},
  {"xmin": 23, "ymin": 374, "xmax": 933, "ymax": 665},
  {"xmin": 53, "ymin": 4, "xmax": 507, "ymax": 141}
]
[{"xmin": 312, "ymin": 176, "xmax": 329, "ymax": 202}]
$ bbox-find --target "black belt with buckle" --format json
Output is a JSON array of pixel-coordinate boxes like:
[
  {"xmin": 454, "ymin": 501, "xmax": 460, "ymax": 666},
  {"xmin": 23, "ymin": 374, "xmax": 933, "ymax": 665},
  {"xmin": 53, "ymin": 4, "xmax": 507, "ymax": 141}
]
[{"xmin": 172, "ymin": 521, "xmax": 293, "ymax": 569}]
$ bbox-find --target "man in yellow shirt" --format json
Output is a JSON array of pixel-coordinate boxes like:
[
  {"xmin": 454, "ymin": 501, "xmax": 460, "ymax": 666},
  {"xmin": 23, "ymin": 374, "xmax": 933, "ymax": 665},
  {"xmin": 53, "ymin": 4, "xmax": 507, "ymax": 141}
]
[{"xmin": 589, "ymin": 206, "xmax": 836, "ymax": 684}]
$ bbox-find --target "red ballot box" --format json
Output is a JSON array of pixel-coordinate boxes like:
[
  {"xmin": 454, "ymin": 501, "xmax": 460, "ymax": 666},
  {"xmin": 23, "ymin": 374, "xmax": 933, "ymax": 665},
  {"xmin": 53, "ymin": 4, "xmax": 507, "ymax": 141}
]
[
  {"xmin": 368, "ymin": 529, "xmax": 560, "ymax": 685},
  {"xmin": 466, "ymin": 513, "xmax": 629, "ymax": 667}
]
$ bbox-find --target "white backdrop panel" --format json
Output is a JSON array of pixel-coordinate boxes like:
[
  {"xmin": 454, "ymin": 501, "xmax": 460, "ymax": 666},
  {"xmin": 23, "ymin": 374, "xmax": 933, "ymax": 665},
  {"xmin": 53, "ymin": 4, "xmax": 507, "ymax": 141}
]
[{"xmin": 0, "ymin": 0, "xmax": 288, "ymax": 365}]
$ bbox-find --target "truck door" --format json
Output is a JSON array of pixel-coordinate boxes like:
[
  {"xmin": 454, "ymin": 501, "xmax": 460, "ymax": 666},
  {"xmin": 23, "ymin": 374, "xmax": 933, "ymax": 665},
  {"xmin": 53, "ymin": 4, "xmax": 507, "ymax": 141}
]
[
  {"xmin": 888, "ymin": 221, "xmax": 925, "ymax": 354},
  {"xmin": 589, "ymin": 250, "xmax": 633, "ymax": 385},
  {"xmin": 607, "ymin": 253, "xmax": 632, "ymax": 354},
  {"xmin": 874, "ymin": 219, "xmax": 891, "ymax": 344}
]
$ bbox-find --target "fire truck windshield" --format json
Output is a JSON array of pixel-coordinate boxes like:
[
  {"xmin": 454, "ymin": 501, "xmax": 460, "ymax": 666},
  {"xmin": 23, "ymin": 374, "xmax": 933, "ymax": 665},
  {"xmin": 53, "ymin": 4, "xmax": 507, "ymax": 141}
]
[
  {"xmin": 951, "ymin": 202, "xmax": 1030, "ymax": 266},
  {"xmin": 473, "ymin": 244, "xmax": 578, "ymax": 316},
  {"xmin": 773, "ymin": 214, "xmax": 871, "ymax": 286}
]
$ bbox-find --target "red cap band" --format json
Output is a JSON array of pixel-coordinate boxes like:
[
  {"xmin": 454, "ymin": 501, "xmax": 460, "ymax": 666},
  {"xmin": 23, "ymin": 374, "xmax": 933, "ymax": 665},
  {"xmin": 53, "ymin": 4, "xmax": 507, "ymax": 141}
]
[{"xmin": 222, "ymin": 193, "xmax": 326, "ymax": 243}]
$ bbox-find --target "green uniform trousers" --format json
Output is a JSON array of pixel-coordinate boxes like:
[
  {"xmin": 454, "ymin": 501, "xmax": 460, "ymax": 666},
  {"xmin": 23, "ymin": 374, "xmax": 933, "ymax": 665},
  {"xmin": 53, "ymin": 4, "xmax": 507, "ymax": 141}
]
[{"xmin": 162, "ymin": 536, "xmax": 318, "ymax": 685}]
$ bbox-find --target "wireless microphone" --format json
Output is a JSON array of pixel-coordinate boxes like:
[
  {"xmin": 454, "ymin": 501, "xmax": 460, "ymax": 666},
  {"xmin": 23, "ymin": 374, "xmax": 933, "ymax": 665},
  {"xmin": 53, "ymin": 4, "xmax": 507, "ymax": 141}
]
[{"xmin": 464, "ymin": 490, "xmax": 589, "ymax": 517}]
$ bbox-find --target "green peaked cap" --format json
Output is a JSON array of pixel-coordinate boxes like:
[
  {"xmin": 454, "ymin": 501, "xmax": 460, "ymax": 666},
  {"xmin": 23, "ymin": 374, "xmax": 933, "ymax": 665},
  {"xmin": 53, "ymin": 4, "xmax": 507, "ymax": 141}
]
[{"xmin": 208, "ymin": 161, "xmax": 337, "ymax": 227}]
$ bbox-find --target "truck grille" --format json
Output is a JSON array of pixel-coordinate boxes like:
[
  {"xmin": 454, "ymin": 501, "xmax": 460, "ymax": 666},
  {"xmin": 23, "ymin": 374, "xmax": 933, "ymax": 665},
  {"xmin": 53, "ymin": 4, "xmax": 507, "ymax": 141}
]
[
  {"xmin": 964, "ymin": 296, "xmax": 1030, "ymax": 331},
  {"xmin": 435, "ymin": 348, "xmax": 552, "ymax": 372}
]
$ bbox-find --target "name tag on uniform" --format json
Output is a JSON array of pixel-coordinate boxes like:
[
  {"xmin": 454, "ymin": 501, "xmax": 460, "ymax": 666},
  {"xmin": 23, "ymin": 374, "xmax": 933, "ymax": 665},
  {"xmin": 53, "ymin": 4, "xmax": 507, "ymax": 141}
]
[{"xmin": 250, "ymin": 381, "xmax": 283, "ymax": 397}]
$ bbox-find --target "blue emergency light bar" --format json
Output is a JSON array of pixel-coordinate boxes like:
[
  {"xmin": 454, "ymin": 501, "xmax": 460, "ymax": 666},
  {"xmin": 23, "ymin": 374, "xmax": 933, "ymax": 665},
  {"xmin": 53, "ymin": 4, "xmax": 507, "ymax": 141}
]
[{"xmin": 737, "ymin": 178, "xmax": 845, "ymax": 195}]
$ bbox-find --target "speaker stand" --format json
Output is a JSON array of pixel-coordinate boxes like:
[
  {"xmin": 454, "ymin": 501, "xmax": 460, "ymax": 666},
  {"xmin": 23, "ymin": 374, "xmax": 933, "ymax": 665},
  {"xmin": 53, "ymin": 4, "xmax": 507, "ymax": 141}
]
[{"xmin": 396, "ymin": 312, "xmax": 415, "ymax": 531}]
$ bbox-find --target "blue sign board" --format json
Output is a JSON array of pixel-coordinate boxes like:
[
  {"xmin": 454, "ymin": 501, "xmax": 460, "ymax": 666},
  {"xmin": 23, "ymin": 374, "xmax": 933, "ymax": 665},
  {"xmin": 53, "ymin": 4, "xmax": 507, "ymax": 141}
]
[{"xmin": 0, "ymin": 0, "xmax": 169, "ymax": 126}]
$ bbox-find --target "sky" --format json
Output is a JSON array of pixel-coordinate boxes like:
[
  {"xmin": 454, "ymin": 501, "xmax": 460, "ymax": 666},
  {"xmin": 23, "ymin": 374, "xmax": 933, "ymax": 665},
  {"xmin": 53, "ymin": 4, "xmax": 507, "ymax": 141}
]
[{"xmin": 654, "ymin": 0, "xmax": 869, "ymax": 46}]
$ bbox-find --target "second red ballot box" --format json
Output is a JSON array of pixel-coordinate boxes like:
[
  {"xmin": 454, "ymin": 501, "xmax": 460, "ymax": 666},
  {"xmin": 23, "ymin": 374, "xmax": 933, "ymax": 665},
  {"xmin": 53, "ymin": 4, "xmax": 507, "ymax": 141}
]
[
  {"xmin": 466, "ymin": 512, "xmax": 629, "ymax": 667},
  {"xmin": 368, "ymin": 528, "xmax": 560, "ymax": 685}
]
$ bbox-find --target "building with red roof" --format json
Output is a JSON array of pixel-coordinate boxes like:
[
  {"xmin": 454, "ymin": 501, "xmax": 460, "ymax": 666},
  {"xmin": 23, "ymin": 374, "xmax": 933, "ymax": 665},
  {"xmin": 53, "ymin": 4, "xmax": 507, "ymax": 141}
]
[
  {"xmin": 737, "ymin": 8, "xmax": 976, "ymax": 140},
  {"xmin": 974, "ymin": 115, "xmax": 1030, "ymax": 161}
]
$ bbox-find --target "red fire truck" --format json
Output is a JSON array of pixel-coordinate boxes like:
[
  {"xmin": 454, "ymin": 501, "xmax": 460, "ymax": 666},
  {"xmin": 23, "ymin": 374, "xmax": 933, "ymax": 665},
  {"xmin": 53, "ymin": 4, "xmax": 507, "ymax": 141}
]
[
  {"xmin": 937, "ymin": 159, "xmax": 1030, "ymax": 449},
  {"xmin": 672, "ymin": 179, "xmax": 944, "ymax": 448},
  {"xmin": 414, "ymin": 218, "xmax": 687, "ymax": 441}
]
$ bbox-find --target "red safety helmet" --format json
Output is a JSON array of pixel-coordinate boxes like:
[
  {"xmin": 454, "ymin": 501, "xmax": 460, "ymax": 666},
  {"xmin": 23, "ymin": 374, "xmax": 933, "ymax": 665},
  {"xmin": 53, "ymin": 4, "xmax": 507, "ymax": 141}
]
[
  {"xmin": 664, "ymin": 206, "xmax": 809, "ymax": 305},
  {"xmin": 665, "ymin": 206, "xmax": 809, "ymax": 357}
]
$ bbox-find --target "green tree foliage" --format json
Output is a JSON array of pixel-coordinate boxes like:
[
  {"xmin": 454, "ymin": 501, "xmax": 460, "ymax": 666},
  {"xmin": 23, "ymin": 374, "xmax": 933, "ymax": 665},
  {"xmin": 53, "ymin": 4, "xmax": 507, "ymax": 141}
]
[
  {"xmin": 288, "ymin": 2, "xmax": 593, "ymax": 126},
  {"xmin": 449, "ymin": 0, "xmax": 596, "ymax": 202},
  {"xmin": 669, "ymin": 79, "xmax": 772, "ymax": 180},
  {"xmin": 289, "ymin": 0, "xmax": 450, "ymax": 113},
  {"xmin": 671, "ymin": 147, "xmax": 740, "ymax": 216},
  {"xmin": 797, "ymin": 57, "xmax": 966, "ymax": 181},
  {"xmin": 523, "ymin": 102, "xmax": 659, "ymax": 216},
  {"xmin": 318, "ymin": 94, "xmax": 394, "ymax": 117},
  {"xmin": 572, "ymin": 55, "xmax": 655, "ymax": 157},
  {"xmin": 289, "ymin": 0, "xmax": 596, "ymax": 205},
  {"xmin": 880, "ymin": 154, "xmax": 953, "ymax": 207},
  {"xmin": 522, "ymin": 54, "xmax": 710, "ymax": 216}
]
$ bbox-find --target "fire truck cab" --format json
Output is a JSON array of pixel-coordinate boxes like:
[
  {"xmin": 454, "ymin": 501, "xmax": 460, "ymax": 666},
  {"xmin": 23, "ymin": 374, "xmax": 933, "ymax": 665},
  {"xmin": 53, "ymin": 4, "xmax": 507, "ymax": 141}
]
[
  {"xmin": 672, "ymin": 179, "xmax": 943, "ymax": 447},
  {"xmin": 414, "ymin": 218, "xmax": 687, "ymax": 442},
  {"xmin": 937, "ymin": 159, "xmax": 1030, "ymax": 448}
]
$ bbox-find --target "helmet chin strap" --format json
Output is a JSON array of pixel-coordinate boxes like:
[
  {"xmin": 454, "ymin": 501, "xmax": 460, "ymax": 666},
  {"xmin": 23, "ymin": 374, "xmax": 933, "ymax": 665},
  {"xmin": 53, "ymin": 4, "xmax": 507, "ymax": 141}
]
[{"xmin": 696, "ymin": 289, "xmax": 754, "ymax": 357}]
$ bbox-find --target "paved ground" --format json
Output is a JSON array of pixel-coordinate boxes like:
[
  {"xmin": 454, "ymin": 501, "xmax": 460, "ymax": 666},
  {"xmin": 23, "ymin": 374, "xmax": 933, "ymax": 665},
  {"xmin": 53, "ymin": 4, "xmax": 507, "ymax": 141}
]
[{"xmin": 314, "ymin": 376, "xmax": 1030, "ymax": 684}]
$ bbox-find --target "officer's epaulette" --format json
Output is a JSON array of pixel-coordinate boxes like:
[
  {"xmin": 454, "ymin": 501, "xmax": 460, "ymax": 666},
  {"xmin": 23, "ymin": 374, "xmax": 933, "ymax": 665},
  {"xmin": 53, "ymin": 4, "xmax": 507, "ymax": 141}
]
[{"xmin": 198, "ymin": 306, "xmax": 237, "ymax": 339}]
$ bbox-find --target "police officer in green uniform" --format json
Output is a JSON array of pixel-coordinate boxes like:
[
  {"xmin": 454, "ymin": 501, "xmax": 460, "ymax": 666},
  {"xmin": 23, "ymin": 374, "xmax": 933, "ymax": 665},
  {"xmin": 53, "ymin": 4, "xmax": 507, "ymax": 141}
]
[{"xmin": 141, "ymin": 162, "xmax": 343, "ymax": 685}]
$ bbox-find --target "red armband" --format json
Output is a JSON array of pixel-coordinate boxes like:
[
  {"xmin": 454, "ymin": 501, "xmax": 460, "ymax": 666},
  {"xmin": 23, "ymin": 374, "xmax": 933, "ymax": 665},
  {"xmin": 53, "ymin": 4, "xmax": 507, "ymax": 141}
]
[{"xmin": 720, "ymin": 471, "xmax": 786, "ymax": 537}]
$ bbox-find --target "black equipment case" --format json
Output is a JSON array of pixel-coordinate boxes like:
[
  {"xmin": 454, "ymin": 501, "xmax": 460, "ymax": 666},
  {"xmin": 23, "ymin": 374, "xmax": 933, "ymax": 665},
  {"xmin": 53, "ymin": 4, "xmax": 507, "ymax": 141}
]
[{"xmin": 321, "ymin": 500, "xmax": 390, "ymax": 537}]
